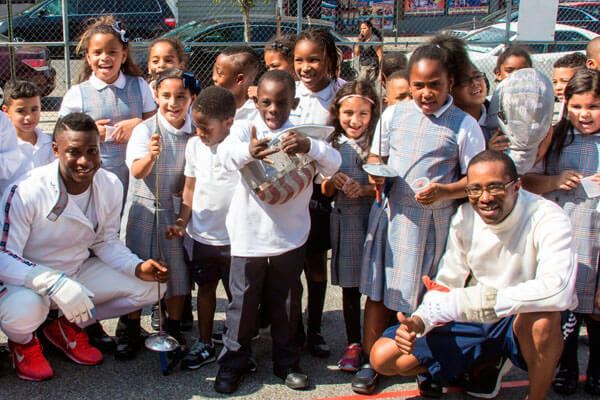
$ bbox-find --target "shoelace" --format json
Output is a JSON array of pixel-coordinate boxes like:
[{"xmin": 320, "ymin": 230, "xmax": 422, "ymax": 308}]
[
  {"xmin": 22, "ymin": 341, "xmax": 46, "ymax": 364},
  {"xmin": 189, "ymin": 342, "xmax": 211, "ymax": 356}
]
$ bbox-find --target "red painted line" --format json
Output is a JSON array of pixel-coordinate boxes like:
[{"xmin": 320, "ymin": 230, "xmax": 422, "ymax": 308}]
[{"xmin": 310, "ymin": 376, "xmax": 588, "ymax": 400}]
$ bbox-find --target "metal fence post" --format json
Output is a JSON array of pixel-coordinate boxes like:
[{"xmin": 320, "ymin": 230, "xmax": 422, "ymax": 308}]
[
  {"xmin": 504, "ymin": 1, "xmax": 512, "ymax": 47},
  {"xmin": 297, "ymin": 0, "xmax": 301, "ymax": 34},
  {"xmin": 62, "ymin": 0, "xmax": 71, "ymax": 89},
  {"xmin": 7, "ymin": 0, "xmax": 15, "ymax": 81}
]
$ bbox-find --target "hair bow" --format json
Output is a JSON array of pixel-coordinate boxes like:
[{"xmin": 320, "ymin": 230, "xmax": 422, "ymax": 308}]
[{"xmin": 111, "ymin": 21, "xmax": 128, "ymax": 44}]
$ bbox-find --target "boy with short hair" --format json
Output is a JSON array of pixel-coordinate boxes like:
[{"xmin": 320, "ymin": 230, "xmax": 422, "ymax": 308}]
[
  {"xmin": 1, "ymin": 80, "xmax": 54, "ymax": 179},
  {"xmin": 212, "ymin": 45, "xmax": 260, "ymax": 122},
  {"xmin": 380, "ymin": 51, "xmax": 408, "ymax": 86},
  {"xmin": 552, "ymin": 52, "xmax": 586, "ymax": 123},
  {"xmin": 214, "ymin": 70, "xmax": 341, "ymax": 394},
  {"xmin": 586, "ymin": 37, "xmax": 600, "ymax": 70},
  {"xmin": 384, "ymin": 70, "xmax": 411, "ymax": 107},
  {"xmin": 165, "ymin": 86, "xmax": 239, "ymax": 369}
]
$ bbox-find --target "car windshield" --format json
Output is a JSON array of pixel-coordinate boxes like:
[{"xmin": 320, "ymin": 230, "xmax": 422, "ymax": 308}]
[
  {"xmin": 163, "ymin": 21, "xmax": 205, "ymax": 42},
  {"xmin": 463, "ymin": 27, "xmax": 516, "ymax": 53}
]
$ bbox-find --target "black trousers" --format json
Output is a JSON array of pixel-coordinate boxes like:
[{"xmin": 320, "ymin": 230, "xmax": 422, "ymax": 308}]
[{"xmin": 218, "ymin": 245, "xmax": 305, "ymax": 370}]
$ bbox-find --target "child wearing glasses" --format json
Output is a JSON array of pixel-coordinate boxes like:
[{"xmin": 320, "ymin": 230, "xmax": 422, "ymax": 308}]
[
  {"xmin": 451, "ymin": 62, "xmax": 490, "ymax": 141},
  {"xmin": 523, "ymin": 68, "xmax": 600, "ymax": 396}
]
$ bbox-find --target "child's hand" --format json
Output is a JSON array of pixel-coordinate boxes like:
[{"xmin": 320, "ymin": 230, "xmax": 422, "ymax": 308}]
[
  {"xmin": 343, "ymin": 178, "xmax": 363, "ymax": 199},
  {"xmin": 95, "ymin": 119, "xmax": 111, "ymax": 142},
  {"xmin": 591, "ymin": 173, "xmax": 600, "ymax": 184},
  {"xmin": 554, "ymin": 170, "xmax": 583, "ymax": 191},
  {"xmin": 113, "ymin": 118, "xmax": 142, "ymax": 144},
  {"xmin": 148, "ymin": 134, "xmax": 162, "ymax": 161},
  {"xmin": 249, "ymin": 126, "xmax": 279, "ymax": 161},
  {"xmin": 281, "ymin": 131, "xmax": 311, "ymax": 155},
  {"xmin": 488, "ymin": 129, "xmax": 510, "ymax": 151},
  {"xmin": 248, "ymin": 86, "xmax": 257, "ymax": 99},
  {"xmin": 330, "ymin": 172, "xmax": 350, "ymax": 190},
  {"xmin": 415, "ymin": 182, "xmax": 447, "ymax": 205},
  {"xmin": 165, "ymin": 223, "xmax": 185, "ymax": 240}
]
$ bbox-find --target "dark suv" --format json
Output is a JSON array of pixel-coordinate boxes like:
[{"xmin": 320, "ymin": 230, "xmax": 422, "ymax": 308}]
[
  {"xmin": 150, "ymin": 17, "xmax": 356, "ymax": 87},
  {"xmin": 0, "ymin": 0, "xmax": 175, "ymax": 53}
]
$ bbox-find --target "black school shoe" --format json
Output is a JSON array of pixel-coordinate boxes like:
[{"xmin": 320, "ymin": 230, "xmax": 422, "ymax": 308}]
[
  {"xmin": 585, "ymin": 370, "xmax": 600, "ymax": 395},
  {"xmin": 85, "ymin": 322, "xmax": 116, "ymax": 353},
  {"xmin": 307, "ymin": 331, "xmax": 331, "ymax": 358},
  {"xmin": 417, "ymin": 373, "xmax": 444, "ymax": 398},
  {"xmin": 553, "ymin": 367, "xmax": 579, "ymax": 395},
  {"xmin": 115, "ymin": 318, "xmax": 144, "ymax": 361},
  {"xmin": 351, "ymin": 363, "xmax": 379, "ymax": 395},
  {"xmin": 465, "ymin": 357, "xmax": 511, "ymax": 399},
  {"xmin": 274, "ymin": 364, "xmax": 309, "ymax": 390}
]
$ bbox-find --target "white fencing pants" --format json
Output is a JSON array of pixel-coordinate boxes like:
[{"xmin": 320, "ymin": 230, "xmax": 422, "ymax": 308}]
[{"xmin": 0, "ymin": 257, "xmax": 166, "ymax": 344}]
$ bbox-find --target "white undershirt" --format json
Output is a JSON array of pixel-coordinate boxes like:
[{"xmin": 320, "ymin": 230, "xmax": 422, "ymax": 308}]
[{"xmin": 68, "ymin": 186, "xmax": 97, "ymax": 227}]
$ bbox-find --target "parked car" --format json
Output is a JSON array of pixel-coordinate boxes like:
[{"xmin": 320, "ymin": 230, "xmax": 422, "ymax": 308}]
[
  {"xmin": 444, "ymin": 4, "xmax": 600, "ymax": 37},
  {"xmin": 0, "ymin": 35, "xmax": 56, "ymax": 103},
  {"xmin": 147, "ymin": 17, "xmax": 356, "ymax": 88},
  {"xmin": 0, "ymin": 0, "xmax": 176, "ymax": 57},
  {"xmin": 463, "ymin": 23, "xmax": 598, "ymax": 87}
]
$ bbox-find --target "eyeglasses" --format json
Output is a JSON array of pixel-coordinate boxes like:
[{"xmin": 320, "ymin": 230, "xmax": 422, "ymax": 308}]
[
  {"xmin": 459, "ymin": 73, "xmax": 486, "ymax": 87},
  {"xmin": 465, "ymin": 179, "xmax": 518, "ymax": 199}
]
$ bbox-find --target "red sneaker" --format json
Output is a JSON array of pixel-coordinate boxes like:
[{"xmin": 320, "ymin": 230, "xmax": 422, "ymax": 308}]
[
  {"xmin": 43, "ymin": 316, "xmax": 103, "ymax": 365},
  {"xmin": 9, "ymin": 337, "xmax": 54, "ymax": 381}
]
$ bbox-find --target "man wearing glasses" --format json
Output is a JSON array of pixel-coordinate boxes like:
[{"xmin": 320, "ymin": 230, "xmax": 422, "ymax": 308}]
[{"xmin": 369, "ymin": 150, "xmax": 578, "ymax": 400}]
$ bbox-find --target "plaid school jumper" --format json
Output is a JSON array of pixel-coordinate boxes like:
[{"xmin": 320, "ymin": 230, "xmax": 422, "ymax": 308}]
[
  {"xmin": 80, "ymin": 75, "xmax": 144, "ymax": 192},
  {"xmin": 120, "ymin": 115, "xmax": 191, "ymax": 297},
  {"xmin": 360, "ymin": 101, "xmax": 464, "ymax": 313},
  {"xmin": 330, "ymin": 138, "xmax": 373, "ymax": 287},
  {"xmin": 545, "ymin": 131, "xmax": 600, "ymax": 314}
]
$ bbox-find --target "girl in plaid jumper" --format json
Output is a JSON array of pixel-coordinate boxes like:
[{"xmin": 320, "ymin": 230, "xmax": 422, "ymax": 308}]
[{"xmin": 322, "ymin": 81, "xmax": 379, "ymax": 372}]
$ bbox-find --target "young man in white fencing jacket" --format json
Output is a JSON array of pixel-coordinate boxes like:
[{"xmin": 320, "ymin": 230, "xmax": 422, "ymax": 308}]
[{"xmin": 0, "ymin": 113, "xmax": 169, "ymax": 381}]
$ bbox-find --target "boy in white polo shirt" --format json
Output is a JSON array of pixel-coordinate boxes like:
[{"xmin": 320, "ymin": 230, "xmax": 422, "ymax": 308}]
[
  {"xmin": 214, "ymin": 70, "xmax": 341, "ymax": 394},
  {"xmin": 166, "ymin": 86, "xmax": 240, "ymax": 369}
]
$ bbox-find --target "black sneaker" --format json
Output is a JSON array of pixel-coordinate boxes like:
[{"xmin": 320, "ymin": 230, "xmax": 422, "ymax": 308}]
[
  {"xmin": 181, "ymin": 340, "xmax": 216, "ymax": 370},
  {"xmin": 307, "ymin": 332, "xmax": 330, "ymax": 358},
  {"xmin": 417, "ymin": 372, "xmax": 443, "ymax": 398},
  {"xmin": 466, "ymin": 357, "xmax": 512, "ymax": 399}
]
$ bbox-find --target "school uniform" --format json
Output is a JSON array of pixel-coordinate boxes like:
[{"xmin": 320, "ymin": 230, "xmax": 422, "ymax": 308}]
[
  {"xmin": 58, "ymin": 72, "xmax": 156, "ymax": 190},
  {"xmin": 216, "ymin": 115, "xmax": 341, "ymax": 369},
  {"xmin": 0, "ymin": 113, "xmax": 25, "ymax": 197},
  {"xmin": 290, "ymin": 79, "xmax": 343, "ymax": 253},
  {"xmin": 360, "ymin": 97, "xmax": 485, "ymax": 313},
  {"xmin": 234, "ymin": 98, "xmax": 259, "ymax": 123},
  {"xmin": 122, "ymin": 112, "xmax": 192, "ymax": 297},
  {"xmin": 0, "ymin": 161, "xmax": 162, "ymax": 342},
  {"xmin": 183, "ymin": 131, "xmax": 239, "ymax": 286},
  {"xmin": 330, "ymin": 136, "xmax": 372, "ymax": 287},
  {"xmin": 543, "ymin": 129, "xmax": 600, "ymax": 314}
]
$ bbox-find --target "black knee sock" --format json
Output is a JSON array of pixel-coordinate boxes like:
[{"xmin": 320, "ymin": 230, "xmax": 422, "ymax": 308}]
[
  {"xmin": 559, "ymin": 312, "xmax": 582, "ymax": 372},
  {"xmin": 126, "ymin": 316, "xmax": 141, "ymax": 338},
  {"xmin": 166, "ymin": 318, "xmax": 181, "ymax": 336},
  {"xmin": 307, "ymin": 279, "xmax": 327, "ymax": 335},
  {"xmin": 585, "ymin": 315, "xmax": 600, "ymax": 375},
  {"xmin": 342, "ymin": 287, "xmax": 362, "ymax": 345}
]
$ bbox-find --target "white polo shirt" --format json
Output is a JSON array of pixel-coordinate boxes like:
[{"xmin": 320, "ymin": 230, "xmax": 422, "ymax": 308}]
[{"xmin": 289, "ymin": 79, "xmax": 345, "ymax": 125}]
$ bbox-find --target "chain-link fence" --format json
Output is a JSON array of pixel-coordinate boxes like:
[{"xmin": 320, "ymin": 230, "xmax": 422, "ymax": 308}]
[{"xmin": 0, "ymin": 0, "xmax": 595, "ymax": 130}]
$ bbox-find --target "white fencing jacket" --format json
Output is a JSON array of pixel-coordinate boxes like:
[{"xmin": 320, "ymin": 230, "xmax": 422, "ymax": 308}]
[
  {"xmin": 0, "ymin": 160, "xmax": 143, "ymax": 286},
  {"xmin": 414, "ymin": 189, "xmax": 579, "ymax": 334}
]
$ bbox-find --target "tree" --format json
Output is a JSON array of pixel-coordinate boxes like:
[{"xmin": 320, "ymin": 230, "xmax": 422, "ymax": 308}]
[{"xmin": 216, "ymin": 0, "xmax": 269, "ymax": 42}]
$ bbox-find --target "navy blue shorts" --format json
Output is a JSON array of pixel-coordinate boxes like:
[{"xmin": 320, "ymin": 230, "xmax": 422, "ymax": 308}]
[
  {"xmin": 184, "ymin": 240, "xmax": 231, "ymax": 287},
  {"xmin": 382, "ymin": 316, "xmax": 527, "ymax": 383}
]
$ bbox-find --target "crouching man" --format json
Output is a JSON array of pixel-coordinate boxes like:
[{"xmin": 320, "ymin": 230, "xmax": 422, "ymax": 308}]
[
  {"xmin": 0, "ymin": 113, "xmax": 168, "ymax": 381},
  {"xmin": 370, "ymin": 150, "xmax": 578, "ymax": 400}
]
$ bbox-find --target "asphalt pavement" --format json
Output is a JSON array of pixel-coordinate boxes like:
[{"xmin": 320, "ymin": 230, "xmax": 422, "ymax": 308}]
[{"xmin": 0, "ymin": 272, "xmax": 595, "ymax": 400}]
